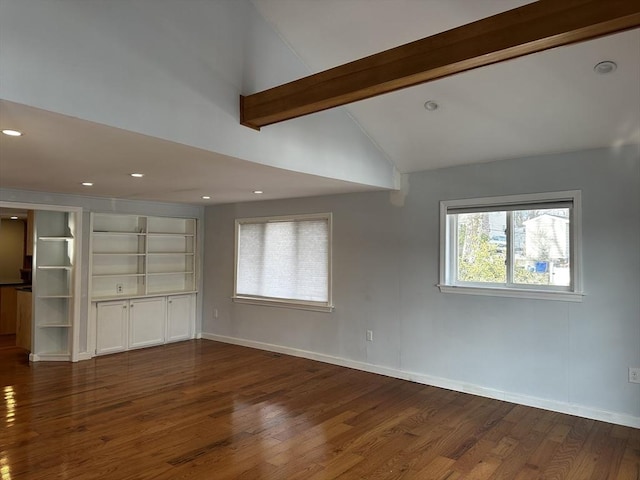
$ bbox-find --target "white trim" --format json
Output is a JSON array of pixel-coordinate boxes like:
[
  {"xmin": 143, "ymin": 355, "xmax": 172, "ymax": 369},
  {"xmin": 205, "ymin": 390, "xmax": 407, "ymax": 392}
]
[
  {"xmin": 29, "ymin": 353, "xmax": 70, "ymax": 362},
  {"xmin": 232, "ymin": 295, "xmax": 334, "ymax": 312},
  {"xmin": 0, "ymin": 201, "xmax": 80, "ymax": 213},
  {"xmin": 442, "ymin": 190, "xmax": 581, "ymax": 210},
  {"xmin": 234, "ymin": 212, "xmax": 333, "ymax": 311},
  {"xmin": 1, "ymin": 201, "xmax": 83, "ymax": 362},
  {"xmin": 437, "ymin": 284, "xmax": 584, "ymax": 302},
  {"xmin": 76, "ymin": 352, "xmax": 93, "ymax": 361},
  {"xmin": 439, "ymin": 190, "xmax": 583, "ymax": 300},
  {"xmin": 70, "ymin": 210, "xmax": 82, "ymax": 362},
  {"xmin": 571, "ymin": 190, "xmax": 583, "ymax": 294},
  {"xmin": 87, "ymin": 300, "xmax": 97, "ymax": 358},
  {"xmin": 235, "ymin": 212, "xmax": 332, "ymax": 225},
  {"xmin": 91, "ymin": 290, "xmax": 198, "ymax": 302},
  {"xmin": 201, "ymin": 333, "xmax": 640, "ymax": 429}
]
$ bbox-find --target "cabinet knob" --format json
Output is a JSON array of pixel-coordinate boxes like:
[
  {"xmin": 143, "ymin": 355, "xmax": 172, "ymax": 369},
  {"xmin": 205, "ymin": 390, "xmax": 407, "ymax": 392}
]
[{"xmin": 123, "ymin": 305, "xmax": 127, "ymax": 309}]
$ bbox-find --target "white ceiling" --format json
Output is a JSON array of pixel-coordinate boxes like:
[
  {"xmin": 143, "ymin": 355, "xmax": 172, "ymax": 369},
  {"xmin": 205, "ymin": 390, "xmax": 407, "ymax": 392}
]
[
  {"xmin": 1, "ymin": 1, "xmax": 638, "ymax": 205},
  {"xmin": 0, "ymin": 100, "xmax": 384, "ymax": 204},
  {"xmin": 253, "ymin": 0, "xmax": 640, "ymax": 172}
]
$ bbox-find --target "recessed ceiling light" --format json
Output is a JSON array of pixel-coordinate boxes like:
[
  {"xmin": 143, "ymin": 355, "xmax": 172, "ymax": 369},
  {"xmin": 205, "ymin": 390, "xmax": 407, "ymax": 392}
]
[
  {"xmin": 594, "ymin": 60, "xmax": 617, "ymax": 74},
  {"xmin": 10, "ymin": 216, "xmax": 18, "ymax": 220},
  {"xmin": 2, "ymin": 129, "xmax": 23, "ymax": 136},
  {"xmin": 253, "ymin": 190, "xmax": 264, "ymax": 194},
  {"xmin": 423, "ymin": 100, "xmax": 439, "ymax": 111},
  {"xmin": 81, "ymin": 182, "xmax": 94, "ymax": 186},
  {"xmin": 201, "ymin": 196, "xmax": 211, "ymax": 200},
  {"xmin": 130, "ymin": 173, "xmax": 144, "ymax": 178}
]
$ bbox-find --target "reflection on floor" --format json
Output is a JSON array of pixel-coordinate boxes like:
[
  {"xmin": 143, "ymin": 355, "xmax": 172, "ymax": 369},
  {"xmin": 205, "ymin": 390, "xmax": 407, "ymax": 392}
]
[
  {"xmin": 3, "ymin": 340, "xmax": 640, "ymax": 479},
  {"xmin": 0, "ymin": 334, "xmax": 16, "ymax": 348}
]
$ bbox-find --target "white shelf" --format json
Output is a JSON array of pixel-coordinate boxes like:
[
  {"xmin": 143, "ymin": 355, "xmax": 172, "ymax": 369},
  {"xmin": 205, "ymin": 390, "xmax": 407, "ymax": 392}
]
[
  {"xmin": 93, "ymin": 253, "xmax": 145, "ymax": 256},
  {"xmin": 91, "ymin": 213, "xmax": 197, "ymax": 298},
  {"xmin": 145, "ymin": 288, "xmax": 196, "ymax": 296},
  {"xmin": 39, "ymin": 236, "xmax": 73, "ymax": 241},
  {"xmin": 33, "ymin": 210, "xmax": 76, "ymax": 362},
  {"xmin": 93, "ymin": 273, "xmax": 145, "ymax": 278},
  {"xmin": 148, "ymin": 232, "xmax": 195, "ymax": 237},
  {"xmin": 93, "ymin": 231, "xmax": 146, "ymax": 236},
  {"xmin": 147, "ymin": 271, "xmax": 194, "ymax": 276},
  {"xmin": 92, "ymin": 290, "xmax": 197, "ymax": 302}
]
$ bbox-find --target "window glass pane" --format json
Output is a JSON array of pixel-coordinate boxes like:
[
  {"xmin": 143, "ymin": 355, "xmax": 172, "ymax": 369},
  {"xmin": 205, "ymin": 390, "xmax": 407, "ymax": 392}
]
[
  {"xmin": 513, "ymin": 208, "xmax": 570, "ymax": 287},
  {"xmin": 237, "ymin": 218, "xmax": 329, "ymax": 302},
  {"xmin": 455, "ymin": 211, "xmax": 506, "ymax": 284}
]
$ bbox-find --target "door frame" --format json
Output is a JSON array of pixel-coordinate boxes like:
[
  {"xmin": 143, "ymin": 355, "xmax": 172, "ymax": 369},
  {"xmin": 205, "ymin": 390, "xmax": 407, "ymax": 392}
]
[{"xmin": 0, "ymin": 201, "xmax": 83, "ymax": 361}]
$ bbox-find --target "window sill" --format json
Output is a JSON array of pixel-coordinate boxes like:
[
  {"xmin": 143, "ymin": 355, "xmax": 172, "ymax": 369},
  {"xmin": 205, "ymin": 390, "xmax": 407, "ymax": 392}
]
[
  {"xmin": 437, "ymin": 284, "xmax": 584, "ymax": 302},
  {"xmin": 232, "ymin": 296, "xmax": 334, "ymax": 312}
]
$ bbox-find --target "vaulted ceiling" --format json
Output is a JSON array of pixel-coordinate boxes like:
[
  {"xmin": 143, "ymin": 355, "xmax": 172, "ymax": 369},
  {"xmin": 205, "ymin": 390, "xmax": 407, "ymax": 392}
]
[{"xmin": 251, "ymin": 0, "xmax": 640, "ymax": 172}]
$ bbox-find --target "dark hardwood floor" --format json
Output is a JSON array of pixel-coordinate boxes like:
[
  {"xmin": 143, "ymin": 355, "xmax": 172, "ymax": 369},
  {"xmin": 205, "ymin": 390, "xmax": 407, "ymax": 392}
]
[
  {"xmin": 1, "ymin": 340, "xmax": 638, "ymax": 479},
  {"xmin": 0, "ymin": 333, "xmax": 16, "ymax": 348}
]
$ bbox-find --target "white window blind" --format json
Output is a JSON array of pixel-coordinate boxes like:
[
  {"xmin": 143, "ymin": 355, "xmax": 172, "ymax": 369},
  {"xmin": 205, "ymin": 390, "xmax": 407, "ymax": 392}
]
[{"xmin": 235, "ymin": 214, "xmax": 332, "ymax": 310}]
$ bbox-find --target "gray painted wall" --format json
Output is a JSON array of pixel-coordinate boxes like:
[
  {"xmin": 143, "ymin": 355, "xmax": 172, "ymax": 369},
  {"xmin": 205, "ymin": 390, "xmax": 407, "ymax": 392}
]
[
  {"xmin": 203, "ymin": 145, "xmax": 640, "ymax": 423},
  {"xmin": 0, "ymin": 188, "xmax": 204, "ymax": 354}
]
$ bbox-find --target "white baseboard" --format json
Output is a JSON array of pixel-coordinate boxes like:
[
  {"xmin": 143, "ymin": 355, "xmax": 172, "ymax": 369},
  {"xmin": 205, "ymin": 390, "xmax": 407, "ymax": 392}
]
[
  {"xmin": 75, "ymin": 352, "xmax": 93, "ymax": 362},
  {"xmin": 202, "ymin": 333, "xmax": 640, "ymax": 429},
  {"xmin": 29, "ymin": 353, "xmax": 71, "ymax": 362}
]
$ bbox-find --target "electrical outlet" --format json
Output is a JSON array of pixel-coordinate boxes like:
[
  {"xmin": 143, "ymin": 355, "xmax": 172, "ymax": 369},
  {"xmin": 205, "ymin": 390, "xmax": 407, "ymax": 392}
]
[
  {"xmin": 366, "ymin": 330, "xmax": 373, "ymax": 342},
  {"xmin": 214, "ymin": 308, "xmax": 219, "ymax": 319},
  {"xmin": 629, "ymin": 367, "xmax": 640, "ymax": 384},
  {"xmin": 116, "ymin": 283, "xmax": 124, "ymax": 294}
]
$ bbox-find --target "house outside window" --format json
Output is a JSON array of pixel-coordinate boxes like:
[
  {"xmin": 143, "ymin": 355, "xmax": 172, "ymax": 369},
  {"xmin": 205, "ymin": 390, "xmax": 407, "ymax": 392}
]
[{"xmin": 439, "ymin": 191, "xmax": 583, "ymax": 301}]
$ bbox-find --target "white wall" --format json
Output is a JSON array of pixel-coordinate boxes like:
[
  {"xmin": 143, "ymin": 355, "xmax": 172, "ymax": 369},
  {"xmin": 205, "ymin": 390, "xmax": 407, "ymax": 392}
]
[
  {"xmin": 0, "ymin": 0, "xmax": 397, "ymax": 189},
  {"xmin": 202, "ymin": 145, "xmax": 640, "ymax": 427},
  {"xmin": 0, "ymin": 188, "xmax": 204, "ymax": 355}
]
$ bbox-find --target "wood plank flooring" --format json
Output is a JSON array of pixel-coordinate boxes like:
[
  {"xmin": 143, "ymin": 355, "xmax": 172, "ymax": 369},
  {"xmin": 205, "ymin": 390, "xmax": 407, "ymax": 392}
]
[
  {"xmin": 1, "ymin": 340, "xmax": 638, "ymax": 479},
  {"xmin": 0, "ymin": 334, "xmax": 16, "ymax": 348}
]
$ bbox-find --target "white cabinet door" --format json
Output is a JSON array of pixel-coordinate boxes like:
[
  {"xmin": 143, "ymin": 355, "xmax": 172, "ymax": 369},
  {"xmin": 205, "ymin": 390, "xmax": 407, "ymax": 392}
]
[
  {"xmin": 166, "ymin": 294, "xmax": 193, "ymax": 342},
  {"xmin": 129, "ymin": 297, "xmax": 166, "ymax": 349},
  {"xmin": 96, "ymin": 301, "xmax": 128, "ymax": 355}
]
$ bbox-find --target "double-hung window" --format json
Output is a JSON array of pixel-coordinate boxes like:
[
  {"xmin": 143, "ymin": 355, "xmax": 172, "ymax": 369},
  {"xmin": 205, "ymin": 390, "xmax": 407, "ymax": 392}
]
[
  {"xmin": 234, "ymin": 213, "xmax": 333, "ymax": 311},
  {"xmin": 439, "ymin": 191, "xmax": 583, "ymax": 301}
]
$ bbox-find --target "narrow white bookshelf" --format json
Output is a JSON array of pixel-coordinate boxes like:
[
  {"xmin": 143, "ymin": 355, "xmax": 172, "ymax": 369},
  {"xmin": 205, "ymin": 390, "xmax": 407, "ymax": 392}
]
[{"xmin": 33, "ymin": 211, "xmax": 76, "ymax": 361}]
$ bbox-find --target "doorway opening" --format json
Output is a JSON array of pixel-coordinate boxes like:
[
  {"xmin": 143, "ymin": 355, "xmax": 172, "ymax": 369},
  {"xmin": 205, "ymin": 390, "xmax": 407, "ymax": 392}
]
[
  {"xmin": 0, "ymin": 201, "xmax": 82, "ymax": 362},
  {"xmin": 0, "ymin": 208, "xmax": 31, "ymax": 352}
]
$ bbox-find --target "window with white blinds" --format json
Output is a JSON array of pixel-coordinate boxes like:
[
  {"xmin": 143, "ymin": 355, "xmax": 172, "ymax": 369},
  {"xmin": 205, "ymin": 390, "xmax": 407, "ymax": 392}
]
[{"xmin": 234, "ymin": 213, "xmax": 332, "ymax": 311}]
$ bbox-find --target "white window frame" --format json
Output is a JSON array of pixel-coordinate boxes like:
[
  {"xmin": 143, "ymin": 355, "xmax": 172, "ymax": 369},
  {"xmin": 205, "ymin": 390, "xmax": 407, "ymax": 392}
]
[
  {"xmin": 439, "ymin": 191, "xmax": 583, "ymax": 302},
  {"xmin": 233, "ymin": 213, "xmax": 333, "ymax": 312}
]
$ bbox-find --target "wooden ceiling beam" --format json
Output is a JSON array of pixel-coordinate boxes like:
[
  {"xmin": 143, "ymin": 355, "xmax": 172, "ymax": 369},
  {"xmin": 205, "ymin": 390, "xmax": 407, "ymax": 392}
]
[{"xmin": 240, "ymin": 0, "xmax": 640, "ymax": 130}]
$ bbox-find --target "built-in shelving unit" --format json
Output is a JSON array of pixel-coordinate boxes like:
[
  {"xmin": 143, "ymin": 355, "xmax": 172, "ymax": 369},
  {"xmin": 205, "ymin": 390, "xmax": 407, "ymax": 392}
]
[
  {"xmin": 91, "ymin": 214, "xmax": 146, "ymax": 298},
  {"xmin": 90, "ymin": 214, "xmax": 197, "ymax": 300},
  {"xmin": 147, "ymin": 216, "xmax": 196, "ymax": 295},
  {"xmin": 32, "ymin": 211, "xmax": 77, "ymax": 361},
  {"xmin": 90, "ymin": 214, "xmax": 197, "ymax": 357}
]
